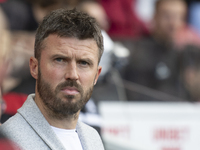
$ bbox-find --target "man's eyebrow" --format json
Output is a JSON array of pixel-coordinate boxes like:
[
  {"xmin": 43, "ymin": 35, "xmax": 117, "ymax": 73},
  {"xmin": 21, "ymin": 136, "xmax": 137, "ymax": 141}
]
[
  {"xmin": 51, "ymin": 54, "xmax": 69, "ymax": 59},
  {"xmin": 51, "ymin": 54, "xmax": 95, "ymax": 64}
]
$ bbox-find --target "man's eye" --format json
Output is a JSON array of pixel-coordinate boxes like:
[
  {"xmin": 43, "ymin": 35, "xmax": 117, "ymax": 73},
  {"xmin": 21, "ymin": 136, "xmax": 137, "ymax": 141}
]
[
  {"xmin": 80, "ymin": 61, "xmax": 89, "ymax": 66},
  {"xmin": 55, "ymin": 58, "xmax": 64, "ymax": 62}
]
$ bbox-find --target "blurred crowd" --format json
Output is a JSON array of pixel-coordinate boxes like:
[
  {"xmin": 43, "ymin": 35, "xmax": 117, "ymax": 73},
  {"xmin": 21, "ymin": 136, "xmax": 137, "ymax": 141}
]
[{"xmin": 1, "ymin": 0, "xmax": 200, "ymax": 130}]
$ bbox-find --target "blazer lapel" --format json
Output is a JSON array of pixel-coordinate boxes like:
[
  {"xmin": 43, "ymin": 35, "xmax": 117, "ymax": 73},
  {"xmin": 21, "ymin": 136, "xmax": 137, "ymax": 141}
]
[
  {"xmin": 17, "ymin": 94, "xmax": 66, "ymax": 150},
  {"xmin": 76, "ymin": 121, "xmax": 88, "ymax": 150}
]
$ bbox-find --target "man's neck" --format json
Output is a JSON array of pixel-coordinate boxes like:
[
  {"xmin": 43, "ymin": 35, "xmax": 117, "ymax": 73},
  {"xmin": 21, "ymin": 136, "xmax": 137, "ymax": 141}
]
[{"xmin": 46, "ymin": 114, "xmax": 79, "ymax": 129}]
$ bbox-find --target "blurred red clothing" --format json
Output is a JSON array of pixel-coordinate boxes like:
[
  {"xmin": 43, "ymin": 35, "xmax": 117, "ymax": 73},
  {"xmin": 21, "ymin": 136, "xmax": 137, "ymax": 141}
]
[
  {"xmin": 100, "ymin": 0, "xmax": 149, "ymax": 39},
  {"xmin": 0, "ymin": 139, "xmax": 17, "ymax": 150},
  {"xmin": 3, "ymin": 92, "xmax": 27, "ymax": 115}
]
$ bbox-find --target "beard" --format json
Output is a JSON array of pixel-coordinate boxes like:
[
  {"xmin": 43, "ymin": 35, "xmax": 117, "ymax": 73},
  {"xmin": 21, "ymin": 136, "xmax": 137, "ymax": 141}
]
[{"xmin": 37, "ymin": 68, "xmax": 94, "ymax": 119}]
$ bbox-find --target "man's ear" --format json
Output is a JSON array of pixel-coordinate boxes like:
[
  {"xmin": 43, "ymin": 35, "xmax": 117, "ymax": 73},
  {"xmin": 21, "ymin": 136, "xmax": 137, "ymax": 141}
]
[
  {"xmin": 94, "ymin": 66, "xmax": 102, "ymax": 85},
  {"xmin": 29, "ymin": 57, "xmax": 38, "ymax": 79}
]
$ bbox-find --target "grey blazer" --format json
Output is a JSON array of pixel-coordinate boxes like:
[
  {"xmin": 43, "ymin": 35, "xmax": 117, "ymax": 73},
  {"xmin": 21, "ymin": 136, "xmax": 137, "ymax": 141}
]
[{"xmin": 0, "ymin": 94, "xmax": 104, "ymax": 150}]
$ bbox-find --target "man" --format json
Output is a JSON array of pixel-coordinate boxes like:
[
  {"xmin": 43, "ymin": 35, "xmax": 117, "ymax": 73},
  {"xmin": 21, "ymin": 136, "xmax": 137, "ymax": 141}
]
[{"xmin": 0, "ymin": 8, "xmax": 104, "ymax": 150}]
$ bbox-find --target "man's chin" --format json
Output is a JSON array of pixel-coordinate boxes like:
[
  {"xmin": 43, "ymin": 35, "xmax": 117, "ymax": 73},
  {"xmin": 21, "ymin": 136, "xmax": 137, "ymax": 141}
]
[{"xmin": 58, "ymin": 95, "xmax": 80, "ymax": 104}]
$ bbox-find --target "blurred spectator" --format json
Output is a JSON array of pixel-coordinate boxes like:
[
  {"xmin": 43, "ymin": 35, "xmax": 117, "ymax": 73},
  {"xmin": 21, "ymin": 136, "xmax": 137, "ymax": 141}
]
[
  {"xmin": 152, "ymin": 0, "xmax": 187, "ymax": 46},
  {"xmin": 0, "ymin": 8, "xmax": 14, "ymax": 123},
  {"xmin": 0, "ymin": 5, "xmax": 8, "ymax": 113},
  {"xmin": 99, "ymin": 0, "xmax": 149, "ymax": 40},
  {"xmin": 0, "ymin": 6, "xmax": 12, "ymax": 91},
  {"xmin": 122, "ymin": 0, "xmax": 191, "ymax": 101},
  {"xmin": 0, "ymin": 7, "xmax": 20, "ymax": 150}
]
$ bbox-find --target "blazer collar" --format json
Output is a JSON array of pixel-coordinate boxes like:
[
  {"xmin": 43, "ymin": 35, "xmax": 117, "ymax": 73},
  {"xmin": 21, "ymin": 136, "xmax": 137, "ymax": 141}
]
[{"xmin": 17, "ymin": 94, "xmax": 66, "ymax": 150}]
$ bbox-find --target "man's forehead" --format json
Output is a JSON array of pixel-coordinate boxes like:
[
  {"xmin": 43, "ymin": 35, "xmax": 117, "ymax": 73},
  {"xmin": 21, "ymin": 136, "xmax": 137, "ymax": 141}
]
[
  {"xmin": 43, "ymin": 34, "xmax": 97, "ymax": 46},
  {"xmin": 42, "ymin": 34, "xmax": 99, "ymax": 56}
]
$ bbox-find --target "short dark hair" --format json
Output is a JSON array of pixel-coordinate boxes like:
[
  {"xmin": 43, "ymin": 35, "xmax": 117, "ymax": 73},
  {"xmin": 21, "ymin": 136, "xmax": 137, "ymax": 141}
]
[{"xmin": 34, "ymin": 8, "xmax": 104, "ymax": 63}]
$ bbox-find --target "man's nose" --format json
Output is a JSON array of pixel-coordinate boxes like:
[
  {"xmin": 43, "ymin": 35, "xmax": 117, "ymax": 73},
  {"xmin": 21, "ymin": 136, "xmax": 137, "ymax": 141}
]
[{"xmin": 65, "ymin": 62, "xmax": 79, "ymax": 80}]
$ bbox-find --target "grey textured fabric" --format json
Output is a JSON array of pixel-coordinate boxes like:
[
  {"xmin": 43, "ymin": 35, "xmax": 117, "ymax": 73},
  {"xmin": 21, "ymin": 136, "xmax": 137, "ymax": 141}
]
[{"xmin": 0, "ymin": 94, "xmax": 104, "ymax": 150}]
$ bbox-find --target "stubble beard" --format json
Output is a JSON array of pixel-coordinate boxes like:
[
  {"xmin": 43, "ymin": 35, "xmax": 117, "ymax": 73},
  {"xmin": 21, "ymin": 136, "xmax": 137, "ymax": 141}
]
[{"xmin": 37, "ymin": 68, "xmax": 94, "ymax": 120}]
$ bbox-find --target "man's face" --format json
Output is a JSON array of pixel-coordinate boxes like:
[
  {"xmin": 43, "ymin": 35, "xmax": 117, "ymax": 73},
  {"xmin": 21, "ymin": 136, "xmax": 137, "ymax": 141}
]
[
  {"xmin": 154, "ymin": 0, "xmax": 187, "ymax": 40},
  {"xmin": 31, "ymin": 34, "xmax": 101, "ymax": 118}
]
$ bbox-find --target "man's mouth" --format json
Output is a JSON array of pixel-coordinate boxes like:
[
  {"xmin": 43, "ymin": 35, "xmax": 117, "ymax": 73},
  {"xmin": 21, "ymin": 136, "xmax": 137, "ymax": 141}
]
[{"xmin": 61, "ymin": 87, "xmax": 79, "ymax": 95}]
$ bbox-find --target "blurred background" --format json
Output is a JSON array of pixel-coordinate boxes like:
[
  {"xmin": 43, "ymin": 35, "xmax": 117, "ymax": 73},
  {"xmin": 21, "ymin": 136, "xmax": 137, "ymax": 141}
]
[{"xmin": 1, "ymin": 0, "xmax": 200, "ymax": 149}]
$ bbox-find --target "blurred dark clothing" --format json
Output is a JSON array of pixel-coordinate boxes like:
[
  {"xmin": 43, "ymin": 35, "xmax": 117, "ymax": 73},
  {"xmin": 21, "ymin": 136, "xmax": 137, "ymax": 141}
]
[
  {"xmin": 10, "ymin": 76, "xmax": 36, "ymax": 95},
  {"xmin": 100, "ymin": 0, "xmax": 149, "ymax": 40},
  {"xmin": 1, "ymin": 0, "xmax": 38, "ymax": 31},
  {"xmin": 122, "ymin": 36, "xmax": 185, "ymax": 101}
]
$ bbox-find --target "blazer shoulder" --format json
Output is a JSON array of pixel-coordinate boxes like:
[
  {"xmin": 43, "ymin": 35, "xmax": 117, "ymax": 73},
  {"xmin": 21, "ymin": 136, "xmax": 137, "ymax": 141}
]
[{"xmin": 0, "ymin": 113, "xmax": 26, "ymax": 131}]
